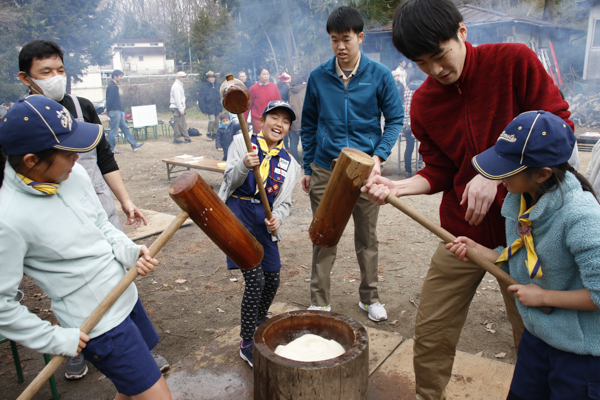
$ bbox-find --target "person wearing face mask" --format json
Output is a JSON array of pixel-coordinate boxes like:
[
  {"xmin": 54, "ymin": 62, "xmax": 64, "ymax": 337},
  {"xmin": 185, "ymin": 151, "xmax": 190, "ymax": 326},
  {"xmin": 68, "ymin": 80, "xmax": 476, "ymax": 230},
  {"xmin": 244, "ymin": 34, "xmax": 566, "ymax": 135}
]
[{"xmin": 17, "ymin": 39, "xmax": 168, "ymax": 381}]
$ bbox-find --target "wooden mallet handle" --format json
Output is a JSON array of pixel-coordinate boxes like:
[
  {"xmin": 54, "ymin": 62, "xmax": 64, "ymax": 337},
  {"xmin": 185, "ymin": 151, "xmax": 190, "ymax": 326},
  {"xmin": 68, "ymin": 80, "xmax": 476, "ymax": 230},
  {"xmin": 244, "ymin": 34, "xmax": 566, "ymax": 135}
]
[
  {"xmin": 385, "ymin": 194, "xmax": 552, "ymax": 314},
  {"xmin": 221, "ymin": 74, "xmax": 278, "ymax": 237},
  {"xmin": 17, "ymin": 211, "xmax": 190, "ymax": 400}
]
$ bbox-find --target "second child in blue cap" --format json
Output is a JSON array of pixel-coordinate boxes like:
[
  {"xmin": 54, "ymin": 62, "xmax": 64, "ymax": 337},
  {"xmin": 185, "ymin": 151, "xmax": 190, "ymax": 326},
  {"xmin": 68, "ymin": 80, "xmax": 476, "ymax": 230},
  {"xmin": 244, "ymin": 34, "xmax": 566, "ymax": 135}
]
[
  {"xmin": 218, "ymin": 100, "xmax": 301, "ymax": 368},
  {"xmin": 446, "ymin": 111, "xmax": 600, "ymax": 400},
  {"xmin": 0, "ymin": 95, "xmax": 171, "ymax": 399}
]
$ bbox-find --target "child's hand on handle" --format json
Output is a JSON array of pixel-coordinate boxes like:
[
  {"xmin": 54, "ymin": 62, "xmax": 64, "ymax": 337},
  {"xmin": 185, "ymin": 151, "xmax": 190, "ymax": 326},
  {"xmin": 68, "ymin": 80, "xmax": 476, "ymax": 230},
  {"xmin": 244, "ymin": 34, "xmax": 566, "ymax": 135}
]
[
  {"xmin": 265, "ymin": 216, "xmax": 280, "ymax": 233},
  {"xmin": 77, "ymin": 331, "xmax": 89, "ymax": 356},
  {"xmin": 243, "ymin": 152, "xmax": 259, "ymax": 169},
  {"xmin": 445, "ymin": 236, "xmax": 478, "ymax": 262},
  {"xmin": 136, "ymin": 246, "xmax": 158, "ymax": 276},
  {"xmin": 508, "ymin": 284, "xmax": 546, "ymax": 307}
]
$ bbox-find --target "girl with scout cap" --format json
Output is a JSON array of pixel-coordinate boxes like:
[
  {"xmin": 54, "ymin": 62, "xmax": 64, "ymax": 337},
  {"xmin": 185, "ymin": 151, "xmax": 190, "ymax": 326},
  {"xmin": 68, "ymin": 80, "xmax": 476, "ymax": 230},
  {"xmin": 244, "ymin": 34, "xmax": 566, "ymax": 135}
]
[
  {"xmin": 0, "ymin": 95, "xmax": 171, "ymax": 399},
  {"xmin": 446, "ymin": 111, "xmax": 600, "ymax": 400},
  {"xmin": 218, "ymin": 100, "xmax": 301, "ymax": 368}
]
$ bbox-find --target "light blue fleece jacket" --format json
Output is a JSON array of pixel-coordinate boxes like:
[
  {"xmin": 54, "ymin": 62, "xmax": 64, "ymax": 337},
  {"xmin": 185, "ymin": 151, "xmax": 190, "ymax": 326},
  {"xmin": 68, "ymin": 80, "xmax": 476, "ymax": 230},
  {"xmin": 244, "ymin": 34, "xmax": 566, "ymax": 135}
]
[
  {"xmin": 498, "ymin": 172, "xmax": 600, "ymax": 355},
  {"xmin": 0, "ymin": 162, "xmax": 141, "ymax": 357}
]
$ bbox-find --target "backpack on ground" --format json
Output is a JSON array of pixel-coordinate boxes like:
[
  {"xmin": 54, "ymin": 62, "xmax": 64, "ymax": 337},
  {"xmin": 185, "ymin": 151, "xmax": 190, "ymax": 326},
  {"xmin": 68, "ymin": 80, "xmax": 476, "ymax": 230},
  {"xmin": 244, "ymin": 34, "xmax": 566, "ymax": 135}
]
[{"xmin": 188, "ymin": 127, "xmax": 201, "ymax": 136}]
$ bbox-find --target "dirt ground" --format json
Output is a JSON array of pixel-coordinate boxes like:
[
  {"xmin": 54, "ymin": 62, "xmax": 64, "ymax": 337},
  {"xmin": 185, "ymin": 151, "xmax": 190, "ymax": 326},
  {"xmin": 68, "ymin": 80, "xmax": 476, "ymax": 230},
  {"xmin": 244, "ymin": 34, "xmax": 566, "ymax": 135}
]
[{"xmin": 0, "ymin": 110, "xmax": 593, "ymax": 400}]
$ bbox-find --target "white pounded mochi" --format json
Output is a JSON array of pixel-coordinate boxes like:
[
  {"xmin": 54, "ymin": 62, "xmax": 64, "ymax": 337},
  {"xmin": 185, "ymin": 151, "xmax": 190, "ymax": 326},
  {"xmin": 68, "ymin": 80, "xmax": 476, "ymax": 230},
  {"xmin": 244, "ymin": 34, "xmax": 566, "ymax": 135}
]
[{"xmin": 274, "ymin": 333, "xmax": 346, "ymax": 362}]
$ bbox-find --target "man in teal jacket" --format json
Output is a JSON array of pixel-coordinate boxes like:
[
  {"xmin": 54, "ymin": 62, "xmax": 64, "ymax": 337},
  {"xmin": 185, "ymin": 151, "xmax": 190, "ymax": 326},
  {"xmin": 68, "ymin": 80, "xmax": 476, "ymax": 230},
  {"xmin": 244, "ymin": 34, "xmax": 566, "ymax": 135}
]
[{"xmin": 301, "ymin": 6, "xmax": 404, "ymax": 321}]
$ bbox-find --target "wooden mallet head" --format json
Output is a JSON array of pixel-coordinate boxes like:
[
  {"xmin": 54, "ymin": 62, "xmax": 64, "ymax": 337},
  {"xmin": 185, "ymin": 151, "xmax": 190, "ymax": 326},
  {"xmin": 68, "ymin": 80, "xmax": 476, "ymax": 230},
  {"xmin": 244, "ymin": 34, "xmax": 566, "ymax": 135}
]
[
  {"xmin": 220, "ymin": 74, "xmax": 250, "ymax": 114},
  {"xmin": 169, "ymin": 171, "xmax": 264, "ymax": 270}
]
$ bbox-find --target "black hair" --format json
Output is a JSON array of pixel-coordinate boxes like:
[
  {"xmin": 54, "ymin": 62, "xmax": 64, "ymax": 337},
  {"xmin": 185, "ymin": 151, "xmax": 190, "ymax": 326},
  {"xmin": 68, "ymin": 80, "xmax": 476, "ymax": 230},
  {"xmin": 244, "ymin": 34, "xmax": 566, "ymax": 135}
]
[
  {"xmin": 392, "ymin": 0, "xmax": 463, "ymax": 61},
  {"xmin": 258, "ymin": 66, "xmax": 269, "ymax": 75},
  {"xmin": 112, "ymin": 70, "xmax": 123, "ymax": 78},
  {"xmin": 0, "ymin": 146, "xmax": 59, "ymax": 188},
  {"xmin": 19, "ymin": 40, "xmax": 64, "ymax": 76},
  {"xmin": 219, "ymin": 112, "xmax": 230, "ymax": 121},
  {"xmin": 525, "ymin": 162, "xmax": 597, "ymax": 205},
  {"xmin": 326, "ymin": 6, "xmax": 364, "ymax": 34}
]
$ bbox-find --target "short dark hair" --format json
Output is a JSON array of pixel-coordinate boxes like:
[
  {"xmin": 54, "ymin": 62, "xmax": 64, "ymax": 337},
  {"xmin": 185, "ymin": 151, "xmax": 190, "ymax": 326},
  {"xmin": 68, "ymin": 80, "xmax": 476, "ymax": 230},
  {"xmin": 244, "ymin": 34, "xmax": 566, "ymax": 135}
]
[
  {"xmin": 326, "ymin": 6, "xmax": 363, "ymax": 34},
  {"xmin": 392, "ymin": 0, "xmax": 463, "ymax": 60},
  {"xmin": 112, "ymin": 70, "xmax": 123, "ymax": 78},
  {"xmin": 219, "ymin": 112, "xmax": 230, "ymax": 121},
  {"xmin": 19, "ymin": 40, "xmax": 64, "ymax": 75}
]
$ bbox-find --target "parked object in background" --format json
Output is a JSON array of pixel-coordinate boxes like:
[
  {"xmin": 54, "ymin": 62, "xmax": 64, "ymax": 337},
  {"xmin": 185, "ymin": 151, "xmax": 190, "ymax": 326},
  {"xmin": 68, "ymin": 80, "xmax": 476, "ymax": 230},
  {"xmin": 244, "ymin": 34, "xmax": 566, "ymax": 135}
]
[
  {"xmin": 577, "ymin": 132, "xmax": 600, "ymax": 152},
  {"xmin": 188, "ymin": 127, "xmax": 201, "ymax": 137},
  {"xmin": 93, "ymin": 99, "xmax": 106, "ymax": 114}
]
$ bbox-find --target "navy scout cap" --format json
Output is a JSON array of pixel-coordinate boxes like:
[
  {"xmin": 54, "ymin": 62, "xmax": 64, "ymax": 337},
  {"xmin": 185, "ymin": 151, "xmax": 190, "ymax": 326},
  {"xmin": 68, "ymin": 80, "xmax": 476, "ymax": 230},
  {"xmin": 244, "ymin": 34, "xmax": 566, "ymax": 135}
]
[
  {"xmin": 0, "ymin": 95, "xmax": 102, "ymax": 155},
  {"xmin": 262, "ymin": 100, "xmax": 296, "ymax": 122},
  {"xmin": 472, "ymin": 110, "xmax": 575, "ymax": 180}
]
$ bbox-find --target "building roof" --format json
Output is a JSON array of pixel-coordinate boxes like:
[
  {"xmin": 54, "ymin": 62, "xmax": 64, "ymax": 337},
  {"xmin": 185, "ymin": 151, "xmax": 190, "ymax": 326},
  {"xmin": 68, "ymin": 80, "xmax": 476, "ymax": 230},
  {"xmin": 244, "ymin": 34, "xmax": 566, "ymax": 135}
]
[
  {"xmin": 120, "ymin": 47, "xmax": 166, "ymax": 56},
  {"xmin": 367, "ymin": 5, "xmax": 582, "ymax": 34},
  {"xmin": 115, "ymin": 38, "xmax": 164, "ymax": 43}
]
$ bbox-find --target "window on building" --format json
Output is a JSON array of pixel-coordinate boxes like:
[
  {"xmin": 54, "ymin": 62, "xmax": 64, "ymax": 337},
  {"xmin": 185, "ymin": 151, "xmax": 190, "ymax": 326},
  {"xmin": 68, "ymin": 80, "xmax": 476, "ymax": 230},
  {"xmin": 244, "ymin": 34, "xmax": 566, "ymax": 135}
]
[
  {"xmin": 151, "ymin": 43, "xmax": 158, "ymax": 46},
  {"xmin": 594, "ymin": 19, "xmax": 600, "ymax": 48},
  {"xmin": 139, "ymin": 56, "xmax": 144, "ymax": 62}
]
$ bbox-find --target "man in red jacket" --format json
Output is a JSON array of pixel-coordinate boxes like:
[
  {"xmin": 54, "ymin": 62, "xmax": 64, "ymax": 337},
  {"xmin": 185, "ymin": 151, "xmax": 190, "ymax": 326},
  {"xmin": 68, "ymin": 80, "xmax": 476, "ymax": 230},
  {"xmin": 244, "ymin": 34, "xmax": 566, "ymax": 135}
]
[{"xmin": 362, "ymin": 0, "xmax": 574, "ymax": 399}]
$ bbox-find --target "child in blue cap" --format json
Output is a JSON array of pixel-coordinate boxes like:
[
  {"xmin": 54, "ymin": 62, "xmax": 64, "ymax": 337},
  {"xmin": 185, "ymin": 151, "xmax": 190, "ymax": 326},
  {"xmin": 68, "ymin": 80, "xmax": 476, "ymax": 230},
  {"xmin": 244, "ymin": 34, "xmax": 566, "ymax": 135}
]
[
  {"xmin": 0, "ymin": 95, "xmax": 171, "ymax": 399},
  {"xmin": 446, "ymin": 110, "xmax": 600, "ymax": 400},
  {"xmin": 218, "ymin": 100, "xmax": 301, "ymax": 367}
]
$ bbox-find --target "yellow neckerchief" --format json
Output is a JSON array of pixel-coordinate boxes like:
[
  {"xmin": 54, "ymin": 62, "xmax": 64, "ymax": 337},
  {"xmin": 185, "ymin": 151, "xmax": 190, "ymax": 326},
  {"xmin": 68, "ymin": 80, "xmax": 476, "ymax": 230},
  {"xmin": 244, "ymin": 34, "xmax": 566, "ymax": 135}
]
[
  {"xmin": 255, "ymin": 131, "xmax": 283, "ymax": 194},
  {"xmin": 17, "ymin": 173, "xmax": 59, "ymax": 195},
  {"xmin": 495, "ymin": 195, "xmax": 542, "ymax": 278}
]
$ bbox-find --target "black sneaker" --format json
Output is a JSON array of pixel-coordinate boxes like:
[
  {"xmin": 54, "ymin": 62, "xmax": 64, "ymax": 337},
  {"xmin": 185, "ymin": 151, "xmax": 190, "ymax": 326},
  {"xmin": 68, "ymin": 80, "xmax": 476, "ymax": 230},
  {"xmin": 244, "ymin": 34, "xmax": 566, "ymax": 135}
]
[
  {"xmin": 240, "ymin": 342, "xmax": 253, "ymax": 368},
  {"xmin": 173, "ymin": 140, "xmax": 184, "ymax": 144},
  {"xmin": 133, "ymin": 143, "xmax": 144, "ymax": 152},
  {"xmin": 150, "ymin": 350, "xmax": 170, "ymax": 372},
  {"xmin": 64, "ymin": 353, "xmax": 88, "ymax": 380},
  {"xmin": 185, "ymin": 138, "xmax": 192, "ymax": 143}
]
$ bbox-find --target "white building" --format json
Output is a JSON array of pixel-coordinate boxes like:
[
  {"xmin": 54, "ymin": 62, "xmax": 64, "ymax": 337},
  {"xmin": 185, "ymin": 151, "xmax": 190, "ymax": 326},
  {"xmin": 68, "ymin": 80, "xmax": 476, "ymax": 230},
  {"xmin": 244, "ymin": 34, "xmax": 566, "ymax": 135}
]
[{"xmin": 112, "ymin": 39, "xmax": 168, "ymax": 75}]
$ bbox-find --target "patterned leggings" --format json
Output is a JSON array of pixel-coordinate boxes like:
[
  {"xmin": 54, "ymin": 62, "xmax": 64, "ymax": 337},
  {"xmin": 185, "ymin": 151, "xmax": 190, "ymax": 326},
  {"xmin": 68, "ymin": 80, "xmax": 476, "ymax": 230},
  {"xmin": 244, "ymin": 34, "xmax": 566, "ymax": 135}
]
[{"xmin": 240, "ymin": 265, "xmax": 280, "ymax": 341}]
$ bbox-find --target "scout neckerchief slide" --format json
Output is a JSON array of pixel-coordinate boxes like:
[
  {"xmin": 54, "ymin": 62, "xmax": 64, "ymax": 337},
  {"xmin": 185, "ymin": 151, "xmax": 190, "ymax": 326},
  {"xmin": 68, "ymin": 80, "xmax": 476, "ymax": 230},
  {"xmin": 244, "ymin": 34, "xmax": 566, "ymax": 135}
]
[{"xmin": 495, "ymin": 195, "xmax": 542, "ymax": 279}]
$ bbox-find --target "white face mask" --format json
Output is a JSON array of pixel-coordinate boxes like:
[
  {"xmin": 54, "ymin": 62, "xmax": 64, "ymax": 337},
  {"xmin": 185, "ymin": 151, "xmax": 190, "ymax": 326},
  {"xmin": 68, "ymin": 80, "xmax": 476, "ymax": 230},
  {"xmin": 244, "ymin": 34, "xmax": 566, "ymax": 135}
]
[{"xmin": 29, "ymin": 74, "xmax": 67, "ymax": 102}]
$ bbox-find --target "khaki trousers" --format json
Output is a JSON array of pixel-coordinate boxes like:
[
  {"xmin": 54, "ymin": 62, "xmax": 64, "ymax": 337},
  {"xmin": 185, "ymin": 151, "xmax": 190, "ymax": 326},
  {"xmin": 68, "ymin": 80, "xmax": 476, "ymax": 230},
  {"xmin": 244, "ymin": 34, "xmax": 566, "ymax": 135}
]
[
  {"xmin": 309, "ymin": 163, "xmax": 380, "ymax": 306},
  {"xmin": 413, "ymin": 242, "xmax": 524, "ymax": 400},
  {"xmin": 172, "ymin": 109, "xmax": 189, "ymax": 141}
]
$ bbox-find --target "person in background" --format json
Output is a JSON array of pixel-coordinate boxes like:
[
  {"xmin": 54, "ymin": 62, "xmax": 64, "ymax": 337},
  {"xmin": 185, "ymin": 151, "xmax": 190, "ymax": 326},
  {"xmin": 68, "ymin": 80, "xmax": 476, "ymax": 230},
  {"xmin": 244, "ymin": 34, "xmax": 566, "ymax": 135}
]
[
  {"xmin": 215, "ymin": 112, "xmax": 241, "ymax": 161},
  {"xmin": 394, "ymin": 59, "xmax": 407, "ymax": 88},
  {"xmin": 287, "ymin": 74, "xmax": 306, "ymax": 163},
  {"xmin": 170, "ymin": 71, "xmax": 191, "ymax": 145},
  {"xmin": 301, "ymin": 6, "xmax": 403, "ymax": 321},
  {"xmin": 18, "ymin": 39, "xmax": 166, "ymax": 380},
  {"xmin": 218, "ymin": 101, "xmax": 301, "ymax": 368},
  {"xmin": 238, "ymin": 70, "xmax": 254, "ymax": 89},
  {"xmin": 277, "ymin": 72, "xmax": 291, "ymax": 102},
  {"xmin": 197, "ymin": 71, "xmax": 222, "ymax": 140},
  {"xmin": 105, "ymin": 70, "xmax": 143, "ymax": 154},
  {"xmin": 244, "ymin": 67, "xmax": 281, "ymax": 134}
]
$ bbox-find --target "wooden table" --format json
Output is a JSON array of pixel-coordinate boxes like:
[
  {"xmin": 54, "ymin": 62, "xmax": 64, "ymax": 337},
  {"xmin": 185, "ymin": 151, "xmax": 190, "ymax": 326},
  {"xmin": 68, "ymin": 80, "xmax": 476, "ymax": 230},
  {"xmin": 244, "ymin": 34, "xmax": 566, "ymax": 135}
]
[{"xmin": 162, "ymin": 156, "xmax": 226, "ymax": 180}]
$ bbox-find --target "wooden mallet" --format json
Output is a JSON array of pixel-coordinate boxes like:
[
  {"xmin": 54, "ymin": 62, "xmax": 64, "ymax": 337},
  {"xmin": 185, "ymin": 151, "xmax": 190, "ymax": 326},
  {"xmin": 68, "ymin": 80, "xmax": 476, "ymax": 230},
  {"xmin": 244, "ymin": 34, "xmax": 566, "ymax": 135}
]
[
  {"xmin": 219, "ymin": 74, "xmax": 278, "ymax": 237},
  {"xmin": 17, "ymin": 171, "xmax": 263, "ymax": 400}
]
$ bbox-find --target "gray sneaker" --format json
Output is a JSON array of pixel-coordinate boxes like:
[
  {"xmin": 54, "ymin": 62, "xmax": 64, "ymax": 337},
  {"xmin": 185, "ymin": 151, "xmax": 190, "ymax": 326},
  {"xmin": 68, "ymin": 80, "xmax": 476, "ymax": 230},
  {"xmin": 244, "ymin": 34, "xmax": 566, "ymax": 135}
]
[
  {"xmin": 151, "ymin": 350, "xmax": 170, "ymax": 372},
  {"xmin": 64, "ymin": 353, "xmax": 88, "ymax": 380}
]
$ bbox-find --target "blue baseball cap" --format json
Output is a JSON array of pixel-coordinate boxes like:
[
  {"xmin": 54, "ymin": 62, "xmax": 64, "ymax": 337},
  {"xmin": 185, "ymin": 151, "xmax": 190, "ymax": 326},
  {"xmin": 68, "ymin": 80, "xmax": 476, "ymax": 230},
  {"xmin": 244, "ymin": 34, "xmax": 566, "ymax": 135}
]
[
  {"xmin": 0, "ymin": 95, "xmax": 102, "ymax": 155},
  {"xmin": 472, "ymin": 111, "xmax": 575, "ymax": 180},
  {"xmin": 262, "ymin": 100, "xmax": 296, "ymax": 122}
]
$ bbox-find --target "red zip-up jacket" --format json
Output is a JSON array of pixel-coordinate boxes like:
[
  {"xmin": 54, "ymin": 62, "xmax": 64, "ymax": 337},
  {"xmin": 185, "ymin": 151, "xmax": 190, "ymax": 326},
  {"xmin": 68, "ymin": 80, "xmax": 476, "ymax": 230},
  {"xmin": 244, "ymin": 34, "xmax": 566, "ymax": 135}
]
[{"xmin": 412, "ymin": 41, "xmax": 572, "ymax": 249}]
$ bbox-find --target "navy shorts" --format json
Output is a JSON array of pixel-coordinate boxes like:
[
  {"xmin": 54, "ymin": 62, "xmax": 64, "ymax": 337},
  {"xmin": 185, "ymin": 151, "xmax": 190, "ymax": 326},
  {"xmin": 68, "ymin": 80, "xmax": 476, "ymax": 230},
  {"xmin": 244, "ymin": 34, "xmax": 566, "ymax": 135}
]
[
  {"xmin": 81, "ymin": 298, "xmax": 161, "ymax": 396},
  {"xmin": 510, "ymin": 329, "xmax": 600, "ymax": 400},
  {"xmin": 226, "ymin": 197, "xmax": 281, "ymax": 272}
]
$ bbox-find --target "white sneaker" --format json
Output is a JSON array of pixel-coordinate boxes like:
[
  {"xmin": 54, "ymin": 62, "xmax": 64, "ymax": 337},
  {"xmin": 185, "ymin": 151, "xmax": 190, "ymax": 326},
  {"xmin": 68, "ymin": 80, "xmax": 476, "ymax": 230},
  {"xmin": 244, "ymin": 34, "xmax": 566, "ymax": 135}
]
[
  {"xmin": 307, "ymin": 304, "xmax": 331, "ymax": 312},
  {"xmin": 359, "ymin": 302, "xmax": 387, "ymax": 322}
]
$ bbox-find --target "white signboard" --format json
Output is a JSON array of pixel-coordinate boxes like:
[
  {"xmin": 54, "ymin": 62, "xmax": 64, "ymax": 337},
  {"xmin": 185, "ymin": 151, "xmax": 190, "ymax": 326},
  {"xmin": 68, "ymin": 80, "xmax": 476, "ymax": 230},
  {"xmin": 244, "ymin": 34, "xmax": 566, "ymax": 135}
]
[{"xmin": 131, "ymin": 105, "xmax": 158, "ymax": 128}]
